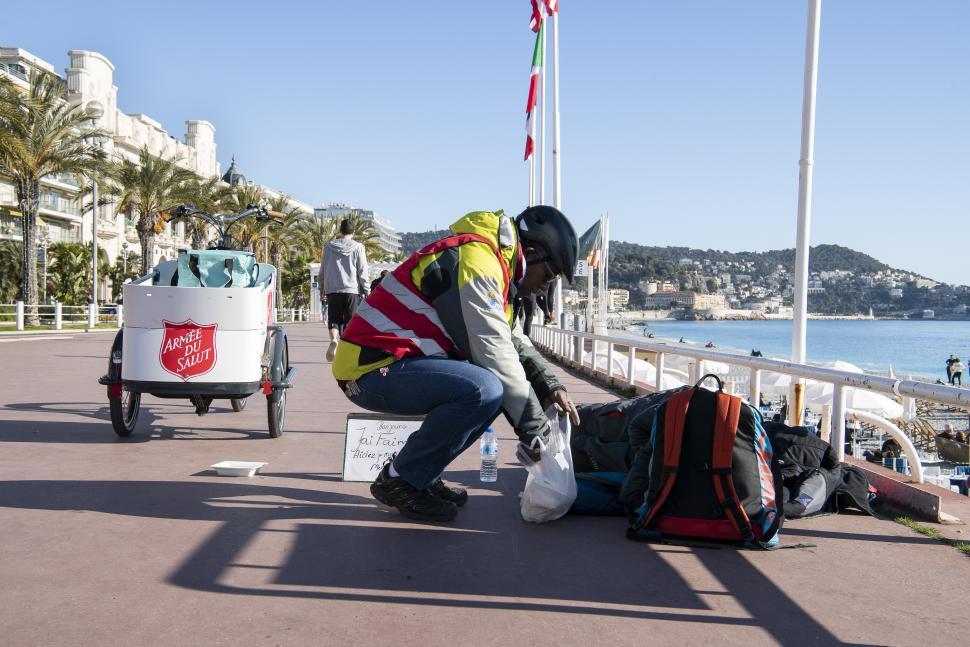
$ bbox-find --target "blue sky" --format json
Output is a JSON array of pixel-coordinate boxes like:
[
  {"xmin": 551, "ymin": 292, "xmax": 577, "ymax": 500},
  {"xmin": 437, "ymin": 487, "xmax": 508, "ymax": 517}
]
[{"xmin": 4, "ymin": 1, "xmax": 969, "ymax": 283}]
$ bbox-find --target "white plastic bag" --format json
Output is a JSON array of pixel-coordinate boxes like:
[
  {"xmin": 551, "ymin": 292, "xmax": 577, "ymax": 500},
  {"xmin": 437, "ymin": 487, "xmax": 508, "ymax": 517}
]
[{"xmin": 518, "ymin": 410, "xmax": 577, "ymax": 523}]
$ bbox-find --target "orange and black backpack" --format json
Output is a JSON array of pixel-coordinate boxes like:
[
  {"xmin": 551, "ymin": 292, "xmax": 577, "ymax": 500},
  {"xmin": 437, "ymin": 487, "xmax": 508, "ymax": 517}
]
[{"xmin": 627, "ymin": 375, "xmax": 784, "ymax": 548}]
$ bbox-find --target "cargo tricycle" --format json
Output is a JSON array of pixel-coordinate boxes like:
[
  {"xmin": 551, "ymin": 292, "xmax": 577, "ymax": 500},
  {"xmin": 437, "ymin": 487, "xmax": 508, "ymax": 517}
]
[{"xmin": 99, "ymin": 204, "xmax": 296, "ymax": 438}]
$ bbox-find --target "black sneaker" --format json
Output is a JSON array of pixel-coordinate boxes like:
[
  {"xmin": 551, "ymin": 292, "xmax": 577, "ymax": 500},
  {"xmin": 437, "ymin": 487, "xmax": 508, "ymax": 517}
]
[
  {"xmin": 370, "ymin": 465, "xmax": 458, "ymax": 522},
  {"xmin": 429, "ymin": 478, "xmax": 468, "ymax": 507}
]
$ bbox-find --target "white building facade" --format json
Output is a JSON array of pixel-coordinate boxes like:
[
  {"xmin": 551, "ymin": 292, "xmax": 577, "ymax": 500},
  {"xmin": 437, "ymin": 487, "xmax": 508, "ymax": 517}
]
[
  {"xmin": 0, "ymin": 46, "xmax": 311, "ymax": 300},
  {"xmin": 313, "ymin": 203, "xmax": 402, "ymax": 258}
]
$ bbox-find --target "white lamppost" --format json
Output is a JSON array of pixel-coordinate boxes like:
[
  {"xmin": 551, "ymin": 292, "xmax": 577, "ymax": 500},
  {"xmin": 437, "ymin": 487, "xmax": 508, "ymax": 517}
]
[
  {"xmin": 85, "ymin": 101, "xmax": 104, "ymax": 311},
  {"xmin": 121, "ymin": 240, "xmax": 129, "ymax": 275},
  {"xmin": 38, "ymin": 228, "xmax": 51, "ymax": 303},
  {"xmin": 790, "ymin": 0, "xmax": 823, "ymax": 426}
]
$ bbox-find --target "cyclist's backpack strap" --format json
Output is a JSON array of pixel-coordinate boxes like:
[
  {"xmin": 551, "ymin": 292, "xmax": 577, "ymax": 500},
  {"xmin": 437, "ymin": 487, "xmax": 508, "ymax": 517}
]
[
  {"xmin": 711, "ymin": 391, "xmax": 755, "ymax": 542},
  {"xmin": 639, "ymin": 387, "xmax": 693, "ymax": 531}
]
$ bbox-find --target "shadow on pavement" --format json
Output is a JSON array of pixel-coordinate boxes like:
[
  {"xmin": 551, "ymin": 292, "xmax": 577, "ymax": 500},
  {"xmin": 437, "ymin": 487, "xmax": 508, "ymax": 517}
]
[
  {"xmin": 0, "ymin": 418, "xmax": 279, "ymax": 443},
  {"xmin": 0, "ymin": 477, "xmax": 850, "ymax": 643}
]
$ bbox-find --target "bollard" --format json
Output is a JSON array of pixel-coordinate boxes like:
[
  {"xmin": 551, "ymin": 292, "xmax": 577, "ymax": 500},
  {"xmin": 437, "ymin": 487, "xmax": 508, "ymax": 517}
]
[
  {"xmin": 655, "ymin": 352, "xmax": 665, "ymax": 391},
  {"xmin": 116, "ymin": 304, "xmax": 123, "ymax": 328},
  {"xmin": 54, "ymin": 302, "xmax": 62, "ymax": 330},
  {"xmin": 749, "ymin": 368, "xmax": 762, "ymax": 409},
  {"xmin": 15, "ymin": 300, "xmax": 24, "ymax": 331},
  {"xmin": 628, "ymin": 346, "xmax": 636, "ymax": 387},
  {"xmin": 831, "ymin": 384, "xmax": 847, "ymax": 461},
  {"xmin": 88, "ymin": 303, "xmax": 97, "ymax": 329}
]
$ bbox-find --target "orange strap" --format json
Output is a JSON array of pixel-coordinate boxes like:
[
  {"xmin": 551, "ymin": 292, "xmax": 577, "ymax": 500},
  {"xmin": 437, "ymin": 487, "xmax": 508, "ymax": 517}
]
[
  {"xmin": 711, "ymin": 391, "xmax": 754, "ymax": 540},
  {"xmin": 639, "ymin": 388, "xmax": 693, "ymax": 531}
]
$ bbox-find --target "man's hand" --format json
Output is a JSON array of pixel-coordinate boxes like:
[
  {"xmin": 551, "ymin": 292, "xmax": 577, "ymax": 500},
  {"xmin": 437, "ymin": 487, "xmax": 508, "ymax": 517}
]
[
  {"xmin": 544, "ymin": 387, "xmax": 580, "ymax": 426},
  {"xmin": 518, "ymin": 441, "xmax": 542, "ymax": 463}
]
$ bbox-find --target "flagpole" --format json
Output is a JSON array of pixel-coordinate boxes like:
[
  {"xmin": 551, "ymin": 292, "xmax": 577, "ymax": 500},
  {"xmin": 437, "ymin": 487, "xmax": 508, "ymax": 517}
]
[
  {"xmin": 790, "ymin": 0, "xmax": 822, "ymax": 426},
  {"xmin": 529, "ymin": 155, "xmax": 536, "ymax": 206},
  {"xmin": 551, "ymin": 8, "xmax": 563, "ymax": 326},
  {"xmin": 539, "ymin": 16, "xmax": 547, "ymax": 205}
]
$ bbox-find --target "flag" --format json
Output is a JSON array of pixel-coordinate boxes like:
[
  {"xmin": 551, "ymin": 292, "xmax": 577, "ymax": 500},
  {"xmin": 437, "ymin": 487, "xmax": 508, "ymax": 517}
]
[
  {"xmin": 530, "ymin": 0, "xmax": 559, "ymax": 33},
  {"xmin": 578, "ymin": 221, "xmax": 602, "ymax": 269},
  {"xmin": 524, "ymin": 23, "xmax": 543, "ymax": 160}
]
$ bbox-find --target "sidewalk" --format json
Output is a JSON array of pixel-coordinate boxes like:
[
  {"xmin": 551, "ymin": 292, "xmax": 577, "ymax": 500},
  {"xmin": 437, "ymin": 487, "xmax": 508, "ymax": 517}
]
[{"xmin": 0, "ymin": 323, "xmax": 967, "ymax": 646}]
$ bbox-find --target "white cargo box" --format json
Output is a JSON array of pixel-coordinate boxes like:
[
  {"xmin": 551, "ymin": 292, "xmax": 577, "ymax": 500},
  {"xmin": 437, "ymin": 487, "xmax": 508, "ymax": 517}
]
[{"xmin": 121, "ymin": 260, "xmax": 276, "ymax": 384}]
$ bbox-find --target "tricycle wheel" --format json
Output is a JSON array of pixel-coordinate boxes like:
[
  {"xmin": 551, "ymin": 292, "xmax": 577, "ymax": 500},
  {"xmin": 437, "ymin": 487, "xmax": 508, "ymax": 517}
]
[
  {"xmin": 267, "ymin": 337, "xmax": 289, "ymax": 438},
  {"xmin": 230, "ymin": 397, "xmax": 248, "ymax": 412},
  {"xmin": 267, "ymin": 388, "xmax": 286, "ymax": 438},
  {"xmin": 109, "ymin": 387, "xmax": 141, "ymax": 437}
]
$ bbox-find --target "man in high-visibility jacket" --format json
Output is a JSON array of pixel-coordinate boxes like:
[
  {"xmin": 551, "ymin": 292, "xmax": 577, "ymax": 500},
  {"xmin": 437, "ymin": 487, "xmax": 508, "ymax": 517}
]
[{"xmin": 332, "ymin": 206, "xmax": 580, "ymax": 521}]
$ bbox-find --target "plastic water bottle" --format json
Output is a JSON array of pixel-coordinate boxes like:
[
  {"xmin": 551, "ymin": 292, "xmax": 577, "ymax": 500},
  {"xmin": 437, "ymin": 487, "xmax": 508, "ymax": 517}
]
[{"xmin": 479, "ymin": 427, "xmax": 499, "ymax": 482}]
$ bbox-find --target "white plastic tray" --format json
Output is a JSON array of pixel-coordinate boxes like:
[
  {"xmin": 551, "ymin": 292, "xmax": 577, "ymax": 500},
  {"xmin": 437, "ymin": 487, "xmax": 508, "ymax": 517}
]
[{"xmin": 210, "ymin": 461, "xmax": 267, "ymax": 477}]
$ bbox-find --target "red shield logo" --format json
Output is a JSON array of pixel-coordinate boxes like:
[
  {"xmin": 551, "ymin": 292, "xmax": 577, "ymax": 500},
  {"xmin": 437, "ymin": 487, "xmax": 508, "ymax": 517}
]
[{"xmin": 159, "ymin": 319, "xmax": 218, "ymax": 381}]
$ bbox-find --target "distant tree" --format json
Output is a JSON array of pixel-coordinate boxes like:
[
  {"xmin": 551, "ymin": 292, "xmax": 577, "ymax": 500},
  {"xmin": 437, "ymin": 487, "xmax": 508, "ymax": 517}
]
[
  {"xmin": 106, "ymin": 252, "xmax": 141, "ymax": 302},
  {"xmin": 0, "ymin": 240, "xmax": 22, "ymax": 302},
  {"xmin": 47, "ymin": 242, "xmax": 109, "ymax": 305}
]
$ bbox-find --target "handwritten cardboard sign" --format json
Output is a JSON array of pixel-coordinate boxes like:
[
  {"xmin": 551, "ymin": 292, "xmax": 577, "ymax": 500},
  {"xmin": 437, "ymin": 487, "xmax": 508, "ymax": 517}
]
[{"xmin": 342, "ymin": 414, "xmax": 425, "ymax": 482}]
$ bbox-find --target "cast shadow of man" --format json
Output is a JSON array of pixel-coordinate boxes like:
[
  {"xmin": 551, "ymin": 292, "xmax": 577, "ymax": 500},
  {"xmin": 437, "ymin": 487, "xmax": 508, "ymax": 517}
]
[{"xmin": 0, "ymin": 474, "xmax": 848, "ymax": 642}]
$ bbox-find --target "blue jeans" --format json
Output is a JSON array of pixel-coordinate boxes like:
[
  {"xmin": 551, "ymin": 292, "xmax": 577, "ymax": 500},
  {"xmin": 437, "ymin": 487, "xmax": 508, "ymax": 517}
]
[{"xmin": 346, "ymin": 357, "xmax": 504, "ymax": 489}]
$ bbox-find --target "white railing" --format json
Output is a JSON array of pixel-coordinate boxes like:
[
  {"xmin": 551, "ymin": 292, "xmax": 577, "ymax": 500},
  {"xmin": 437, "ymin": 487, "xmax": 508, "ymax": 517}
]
[
  {"xmin": 273, "ymin": 308, "xmax": 323, "ymax": 323},
  {"xmin": 530, "ymin": 325, "xmax": 970, "ymax": 485},
  {"xmin": 1, "ymin": 302, "xmax": 123, "ymax": 330}
]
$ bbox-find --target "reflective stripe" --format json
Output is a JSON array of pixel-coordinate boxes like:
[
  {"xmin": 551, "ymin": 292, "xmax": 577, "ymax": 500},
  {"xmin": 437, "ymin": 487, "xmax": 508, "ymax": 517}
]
[
  {"xmin": 355, "ymin": 301, "xmax": 447, "ymax": 357},
  {"xmin": 379, "ymin": 272, "xmax": 451, "ymax": 337}
]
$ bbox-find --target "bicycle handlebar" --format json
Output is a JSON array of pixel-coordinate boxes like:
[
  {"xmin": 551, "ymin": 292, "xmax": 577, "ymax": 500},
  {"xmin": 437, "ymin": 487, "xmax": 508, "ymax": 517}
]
[{"xmin": 164, "ymin": 204, "xmax": 285, "ymax": 250}]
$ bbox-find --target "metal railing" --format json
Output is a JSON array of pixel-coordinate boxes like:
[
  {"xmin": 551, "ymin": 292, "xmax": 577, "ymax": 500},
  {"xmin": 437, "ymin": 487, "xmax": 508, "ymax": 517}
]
[
  {"xmin": 530, "ymin": 325, "xmax": 970, "ymax": 485},
  {"xmin": 1, "ymin": 302, "xmax": 123, "ymax": 330}
]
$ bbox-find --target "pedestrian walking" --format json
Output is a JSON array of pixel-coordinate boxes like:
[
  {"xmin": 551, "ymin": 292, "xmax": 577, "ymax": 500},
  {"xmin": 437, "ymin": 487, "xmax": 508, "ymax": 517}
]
[
  {"xmin": 321, "ymin": 219, "xmax": 369, "ymax": 361},
  {"xmin": 332, "ymin": 206, "xmax": 580, "ymax": 522},
  {"xmin": 946, "ymin": 354, "xmax": 956, "ymax": 383},
  {"xmin": 951, "ymin": 357, "xmax": 965, "ymax": 386},
  {"xmin": 370, "ymin": 269, "xmax": 389, "ymax": 293}
]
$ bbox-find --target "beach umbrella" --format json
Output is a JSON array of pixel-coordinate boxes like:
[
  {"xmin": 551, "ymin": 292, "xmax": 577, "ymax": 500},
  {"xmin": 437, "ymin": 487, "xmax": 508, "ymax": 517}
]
[
  {"xmin": 584, "ymin": 350, "xmax": 686, "ymax": 390},
  {"xmin": 663, "ymin": 354, "xmax": 730, "ymax": 377},
  {"xmin": 760, "ymin": 371, "xmax": 793, "ymax": 396},
  {"xmin": 804, "ymin": 382, "xmax": 904, "ymax": 419}
]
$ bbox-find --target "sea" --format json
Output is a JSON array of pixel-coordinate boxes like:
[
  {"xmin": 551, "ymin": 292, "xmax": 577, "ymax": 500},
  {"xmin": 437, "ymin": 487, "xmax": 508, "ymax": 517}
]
[{"xmin": 620, "ymin": 319, "xmax": 970, "ymax": 380}]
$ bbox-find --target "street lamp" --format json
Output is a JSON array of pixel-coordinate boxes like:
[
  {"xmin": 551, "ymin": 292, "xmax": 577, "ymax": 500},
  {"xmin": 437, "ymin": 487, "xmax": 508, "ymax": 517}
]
[
  {"xmin": 121, "ymin": 240, "xmax": 129, "ymax": 275},
  {"xmin": 85, "ymin": 100, "xmax": 104, "ymax": 309}
]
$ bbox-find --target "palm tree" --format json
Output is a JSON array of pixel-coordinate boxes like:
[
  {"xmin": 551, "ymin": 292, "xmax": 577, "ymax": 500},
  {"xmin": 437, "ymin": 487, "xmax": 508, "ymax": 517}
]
[
  {"xmin": 181, "ymin": 176, "xmax": 230, "ymax": 248},
  {"xmin": 112, "ymin": 146, "xmax": 196, "ymax": 274},
  {"xmin": 220, "ymin": 184, "xmax": 266, "ymax": 256},
  {"xmin": 344, "ymin": 213, "xmax": 385, "ymax": 262},
  {"xmin": 263, "ymin": 195, "xmax": 309, "ymax": 305},
  {"xmin": 0, "ymin": 72, "xmax": 107, "ymax": 322},
  {"xmin": 291, "ymin": 213, "xmax": 338, "ymax": 264}
]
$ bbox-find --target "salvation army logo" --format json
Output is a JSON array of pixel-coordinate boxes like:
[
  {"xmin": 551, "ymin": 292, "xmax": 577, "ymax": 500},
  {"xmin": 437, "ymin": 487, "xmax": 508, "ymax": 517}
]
[{"xmin": 159, "ymin": 319, "xmax": 218, "ymax": 380}]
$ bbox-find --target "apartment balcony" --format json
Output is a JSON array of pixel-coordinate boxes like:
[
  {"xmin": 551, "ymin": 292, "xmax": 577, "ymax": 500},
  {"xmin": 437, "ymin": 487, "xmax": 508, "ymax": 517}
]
[
  {"xmin": 38, "ymin": 198, "xmax": 80, "ymax": 218},
  {"xmin": 0, "ymin": 62, "xmax": 28, "ymax": 82},
  {"xmin": 41, "ymin": 173, "xmax": 80, "ymax": 190}
]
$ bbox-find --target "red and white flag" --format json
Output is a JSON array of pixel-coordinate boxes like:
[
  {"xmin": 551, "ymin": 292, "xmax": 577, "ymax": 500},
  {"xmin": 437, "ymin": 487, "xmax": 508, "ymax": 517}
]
[
  {"xmin": 530, "ymin": 0, "xmax": 559, "ymax": 33},
  {"xmin": 524, "ymin": 23, "xmax": 544, "ymax": 160}
]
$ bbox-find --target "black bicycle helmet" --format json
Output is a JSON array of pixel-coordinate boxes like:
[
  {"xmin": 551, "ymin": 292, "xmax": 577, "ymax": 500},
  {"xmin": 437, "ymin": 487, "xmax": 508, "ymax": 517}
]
[{"xmin": 515, "ymin": 205, "xmax": 579, "ymax": 284}]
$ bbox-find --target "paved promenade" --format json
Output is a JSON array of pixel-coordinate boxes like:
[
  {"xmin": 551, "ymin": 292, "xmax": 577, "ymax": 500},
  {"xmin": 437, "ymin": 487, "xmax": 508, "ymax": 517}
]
[{"xmin": 1, "ymin": 324, "xmax": 967, "ymax": 646}]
